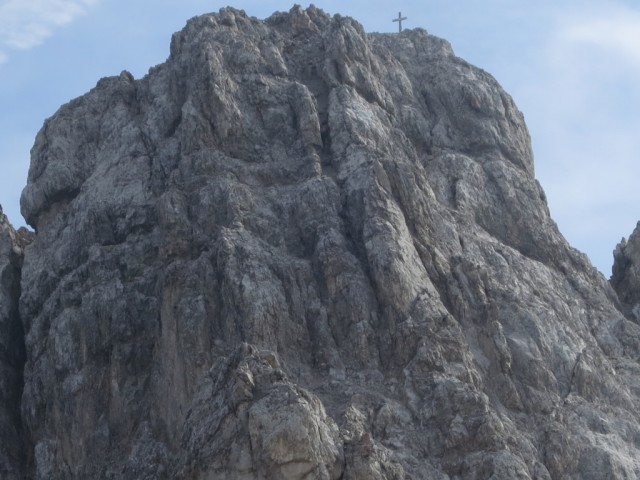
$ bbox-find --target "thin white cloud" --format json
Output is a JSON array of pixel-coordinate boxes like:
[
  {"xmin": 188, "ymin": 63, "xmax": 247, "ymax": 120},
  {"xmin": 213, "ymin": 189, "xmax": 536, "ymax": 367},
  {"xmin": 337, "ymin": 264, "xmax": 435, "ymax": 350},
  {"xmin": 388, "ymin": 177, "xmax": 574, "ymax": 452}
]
[
  {"xmin": 560, "ymin": 7, "xmax": 640, "ymax": 69},
  {"xmin": 521, "ymin": 3, "xmax": 640, "ymax": 273},
  {"xmin": 0, "ymin": 0, "xmax": 98, "ymax": 57}
]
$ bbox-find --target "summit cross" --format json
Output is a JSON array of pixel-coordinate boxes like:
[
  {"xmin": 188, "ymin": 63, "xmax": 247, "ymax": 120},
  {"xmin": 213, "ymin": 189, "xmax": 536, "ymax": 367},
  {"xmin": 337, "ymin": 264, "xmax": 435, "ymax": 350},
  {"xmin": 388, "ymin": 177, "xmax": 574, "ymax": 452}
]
[{"xmin": 392, "ymin": 12, "xmax": 407, "ymax": 33}]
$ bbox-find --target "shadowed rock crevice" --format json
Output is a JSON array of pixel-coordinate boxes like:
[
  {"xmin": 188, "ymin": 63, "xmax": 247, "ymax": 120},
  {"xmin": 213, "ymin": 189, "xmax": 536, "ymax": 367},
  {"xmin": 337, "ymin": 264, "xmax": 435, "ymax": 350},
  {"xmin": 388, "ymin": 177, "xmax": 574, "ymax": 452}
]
[{"xmin": 0, "ymin": 206, "xmax": 34, "ymax": 479}]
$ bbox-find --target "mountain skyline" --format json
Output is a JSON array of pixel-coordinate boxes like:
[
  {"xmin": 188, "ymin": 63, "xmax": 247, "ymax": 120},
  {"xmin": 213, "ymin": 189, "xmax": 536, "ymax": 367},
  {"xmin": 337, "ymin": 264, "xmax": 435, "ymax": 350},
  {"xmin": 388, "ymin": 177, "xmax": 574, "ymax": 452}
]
[{"xmin": 1, "ymin": 0, "xmax": 640, "ymax": 275}]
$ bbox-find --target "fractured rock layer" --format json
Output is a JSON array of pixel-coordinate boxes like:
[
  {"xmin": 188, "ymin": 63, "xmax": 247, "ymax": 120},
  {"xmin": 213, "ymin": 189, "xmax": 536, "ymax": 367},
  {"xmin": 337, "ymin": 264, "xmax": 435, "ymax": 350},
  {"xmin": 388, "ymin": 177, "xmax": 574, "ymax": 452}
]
[{"xmin": 14, "ymin": 6, "xmax": 640, "ymax": 479}]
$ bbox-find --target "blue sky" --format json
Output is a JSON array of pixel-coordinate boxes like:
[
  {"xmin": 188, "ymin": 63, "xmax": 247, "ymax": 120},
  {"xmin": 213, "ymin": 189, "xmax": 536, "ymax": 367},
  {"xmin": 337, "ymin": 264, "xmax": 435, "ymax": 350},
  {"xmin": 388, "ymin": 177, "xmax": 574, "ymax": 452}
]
[{"xmin": 1, "ymin": 1, "xmax": 639, "ymax": 275}]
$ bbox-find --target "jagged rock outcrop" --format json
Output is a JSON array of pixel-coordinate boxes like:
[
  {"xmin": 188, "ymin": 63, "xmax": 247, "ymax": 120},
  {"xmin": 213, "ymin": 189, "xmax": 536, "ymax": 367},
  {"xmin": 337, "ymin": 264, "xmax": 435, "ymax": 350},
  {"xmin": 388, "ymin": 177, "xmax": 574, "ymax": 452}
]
[
  {"xmin": 0, "ymin": 205, "xmax": 32, "ymax": 479},
  {"xmin": 13, "ymin": 5, "xmax": 640, "ymax": 479},
  {"xmin": 612, "ymin": 222, "xmax": 640, "ymax": 321}
]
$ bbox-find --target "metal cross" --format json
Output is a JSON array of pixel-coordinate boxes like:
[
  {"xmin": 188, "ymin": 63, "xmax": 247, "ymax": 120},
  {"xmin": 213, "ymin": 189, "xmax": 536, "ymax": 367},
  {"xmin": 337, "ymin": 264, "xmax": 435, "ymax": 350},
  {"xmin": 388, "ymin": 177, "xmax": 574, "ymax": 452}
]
[{"xmin": 392, "ymin": 11, "xmax": 407, "ymax": 33}]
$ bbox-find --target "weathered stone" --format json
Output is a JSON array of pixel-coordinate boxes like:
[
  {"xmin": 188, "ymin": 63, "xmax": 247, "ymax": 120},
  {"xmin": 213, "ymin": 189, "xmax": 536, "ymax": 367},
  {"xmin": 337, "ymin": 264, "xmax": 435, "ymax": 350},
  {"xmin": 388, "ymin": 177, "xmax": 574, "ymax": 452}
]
[
  {"xmin": 612, "ymin": 222, "xmax": 640, "ymax": 321},
  {"xmin": 0, "ymin": 205, "xmax": 32, "ymax": 479},
  {"xmin": 10, "ymin": 5, "xmax": 640, "ymax": 479},
  {"xmin": 179, "ymin": 343, "xmax": 343, "ymax": 479}
]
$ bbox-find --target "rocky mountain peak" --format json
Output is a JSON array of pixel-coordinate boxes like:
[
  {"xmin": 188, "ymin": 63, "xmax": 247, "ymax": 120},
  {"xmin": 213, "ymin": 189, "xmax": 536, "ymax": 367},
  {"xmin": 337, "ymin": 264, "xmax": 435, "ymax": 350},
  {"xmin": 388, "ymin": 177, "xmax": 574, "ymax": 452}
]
[
  {"xmin": 0, "ymin": 205, "xmax": 33, "ymax": 256},
  {"xmin": 612, "ymin": 222, "xmax": 640, "ymax": 321},
  {"xmin": 3, "ymin": 6, "xmax": 640, "ymax": 479}
]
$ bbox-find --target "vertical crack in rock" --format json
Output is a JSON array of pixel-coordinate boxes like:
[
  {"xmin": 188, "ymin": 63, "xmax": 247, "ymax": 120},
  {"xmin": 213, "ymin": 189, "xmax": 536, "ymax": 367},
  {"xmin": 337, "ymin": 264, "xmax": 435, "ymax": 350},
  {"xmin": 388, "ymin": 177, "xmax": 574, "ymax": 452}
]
[{"xmin": 0, "ymin": 205, "xmax": 33, "ymax": 479}]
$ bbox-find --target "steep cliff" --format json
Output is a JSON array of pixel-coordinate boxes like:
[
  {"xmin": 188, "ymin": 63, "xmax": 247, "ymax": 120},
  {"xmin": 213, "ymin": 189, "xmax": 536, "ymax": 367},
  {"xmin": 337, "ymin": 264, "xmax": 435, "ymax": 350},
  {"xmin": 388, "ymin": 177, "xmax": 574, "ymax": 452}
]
[
  {"xmin": 612, "ymin": 222, "xmax": 640, "ymax": 322},
  {"xmin": 0, "ymin": 206, "xmax": 32, "ymax": 479},
  {"xmin": 13, "ymin": 6, "xmax": 640, "ymax": 479}
]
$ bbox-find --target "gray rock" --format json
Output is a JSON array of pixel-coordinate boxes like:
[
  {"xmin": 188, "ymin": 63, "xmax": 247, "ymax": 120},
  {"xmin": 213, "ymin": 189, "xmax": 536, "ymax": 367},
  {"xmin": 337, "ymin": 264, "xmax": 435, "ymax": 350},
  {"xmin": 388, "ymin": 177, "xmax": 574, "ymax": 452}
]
[
  {"xmin": 180, "ymin": 343, "xmax": 343, "ymax": 479},
  {"xmin": 612, "ymin": 222, "xmax": 640, "ymax": 321},
  {"xmin": 13, "ymin": 5, "xmax": 640, "ymax": 479},
  {"xmin": 0, "ymin": 205, "xmax": 32, "ymax": 479}
]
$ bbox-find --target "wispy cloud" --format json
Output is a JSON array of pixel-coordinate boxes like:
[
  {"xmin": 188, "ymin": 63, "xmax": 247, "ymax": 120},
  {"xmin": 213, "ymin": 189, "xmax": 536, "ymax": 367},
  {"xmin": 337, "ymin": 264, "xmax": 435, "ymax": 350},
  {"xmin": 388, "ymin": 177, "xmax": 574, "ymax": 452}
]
[
  {"xmin": 521, "ymin": 3, "xmax": 640, "ymax": 272},
  {"xmin": 560, "ymin": 6, "xmax": 640, "ymax": 71},
  {"xmin": 0, "ymin": 0, "xmax": 98, "ymax": 61}
]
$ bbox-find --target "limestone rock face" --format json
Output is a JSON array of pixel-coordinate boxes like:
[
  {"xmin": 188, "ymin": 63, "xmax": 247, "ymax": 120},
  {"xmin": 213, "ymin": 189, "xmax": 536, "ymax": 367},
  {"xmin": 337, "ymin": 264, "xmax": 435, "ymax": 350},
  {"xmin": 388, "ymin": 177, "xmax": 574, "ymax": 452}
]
[
  {"xmin": 612, "ymin": 222, "xmax": 640, "ymax": 321},
  {"xmin": 15, "ymin": 6, "xmax": 640, "ymax": 479},
  {"xmin": 0, "ymin": 206, "xmax": 32, "ymax": 479}
]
